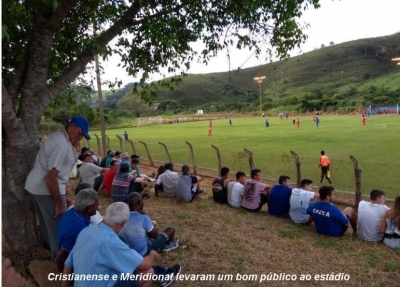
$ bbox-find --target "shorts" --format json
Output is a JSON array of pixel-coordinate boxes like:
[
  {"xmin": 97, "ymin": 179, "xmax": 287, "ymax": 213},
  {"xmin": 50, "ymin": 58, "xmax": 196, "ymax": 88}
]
[
  {"xmin": 243, "ymin": 194, "xmax": 267, "ymax": 212},
  {"xmin": 340, "ymin": 215, "xmax": 351, "ymax": 236},
  {"xmin": 145, "ymin": 233, "xmax": 168, "ymax": 255}
]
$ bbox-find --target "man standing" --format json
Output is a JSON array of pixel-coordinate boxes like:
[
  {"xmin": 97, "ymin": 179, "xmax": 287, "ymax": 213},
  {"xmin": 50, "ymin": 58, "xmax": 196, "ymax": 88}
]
[
  {"xmin": 361, "ymin": 115, "xmax": 366, "ymax": 126},
  {"xmin": 307, "ymin": 186, "xmax": 357, "ymax": 237},
  {"xmin": 241, "ymin": 169, "xmax": 270, "ymax": 212},
  {"xmin": 268, "ymin": 176, "xmax": 292, "ymax": 216},
  {"xmin": 315, "ymin": 116, "xmax": 320, "ymax": 127},
  {"xmin": 25, "ymin": 116, "xmax": 91, "ymax": 260},
  {"xmin": 296, "ymin": 118, "xmax": 300, "ymax": 129},
  {"xmin": 265, "ymin": 119, "xmax": 269, "ymax": 129},
  {"xmin": 319, "ymin": 150, "xmax": 332, "ymax": 185},
  {"xmin": 357, "ymin": 189, "xmax": 389, "ymax": 241},
  {"xmin": 124, "ymin": 131, "xmax": 128, "ymax": 140}
]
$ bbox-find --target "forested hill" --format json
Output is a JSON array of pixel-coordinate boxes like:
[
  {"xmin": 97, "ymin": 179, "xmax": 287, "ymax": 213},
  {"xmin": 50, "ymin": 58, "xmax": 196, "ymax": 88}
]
[{"xmin": 115, "ymin": 33, "xmax": 400, "ymax": 114}]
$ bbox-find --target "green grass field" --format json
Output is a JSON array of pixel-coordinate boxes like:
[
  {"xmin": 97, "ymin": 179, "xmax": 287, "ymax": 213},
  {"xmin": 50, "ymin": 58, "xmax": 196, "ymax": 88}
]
[{"xmin": 93, "ymin": 114, "xmax": 400, "ymax": 198}]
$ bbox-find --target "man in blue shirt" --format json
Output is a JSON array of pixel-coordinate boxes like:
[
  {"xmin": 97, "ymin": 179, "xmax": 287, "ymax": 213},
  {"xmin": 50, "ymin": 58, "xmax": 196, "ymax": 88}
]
[
  {"xmin": 307, "ymin": 186, "xmax": 357, "ymax": 237},
  {"xmin": 55, "ymin": 189, "xmax": 98, "ymax": 272},
  {"xmin": 268, "ymin": 176, "xmax": 292, "ymax": 216},
  {"xmin": 62, "ymin": 202, "xmax": 181, "ymax": 287},
  {"xmin": 120, "ymin": 193, "xmax": 179, "ymax": 256}
]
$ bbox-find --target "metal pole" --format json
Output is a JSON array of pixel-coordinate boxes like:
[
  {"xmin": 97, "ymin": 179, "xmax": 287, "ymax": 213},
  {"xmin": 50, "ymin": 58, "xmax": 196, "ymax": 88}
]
[{"xmin": 259, "ymin": 82, "xmax": 262, "ymax": 117}]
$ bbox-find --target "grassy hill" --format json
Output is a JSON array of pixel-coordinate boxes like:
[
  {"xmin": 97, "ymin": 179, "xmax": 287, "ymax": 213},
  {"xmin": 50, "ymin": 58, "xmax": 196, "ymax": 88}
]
[{"xmin": 113, "ymin": 33, "xmax": 400, "ymax": 113}]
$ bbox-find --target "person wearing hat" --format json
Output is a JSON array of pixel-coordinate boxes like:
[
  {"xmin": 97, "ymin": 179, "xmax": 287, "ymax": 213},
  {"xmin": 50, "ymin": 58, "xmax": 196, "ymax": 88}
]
[{"xmin": 25, "ymin": 116, "xmax": 91, "ymax": 260}]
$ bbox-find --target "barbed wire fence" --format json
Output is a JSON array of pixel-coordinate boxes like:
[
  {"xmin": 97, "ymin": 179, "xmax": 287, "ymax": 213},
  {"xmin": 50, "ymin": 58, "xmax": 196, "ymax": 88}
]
[{"xmin": 81, "ymin": 135, "xmax": 398, "ymax": 206}]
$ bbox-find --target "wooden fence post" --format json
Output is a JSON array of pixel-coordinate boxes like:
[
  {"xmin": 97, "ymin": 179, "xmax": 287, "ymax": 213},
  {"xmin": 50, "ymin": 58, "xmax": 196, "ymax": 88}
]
[
  {"xmin": 93, "ymin": 133, "xmax": 101, "ymax": 155},
  {"xmin": 105, "ymin": 135, "xmax": 110, "ymax": 150},
  {"xmin": 159, "ymin": 142, "xmax": 172, "ymax": 164},
  {"xmin": 125, "ymin": 139, "xmax": 137, "ymax": 155},
  {"xmin": 211, "ymin": 145, "xmax": 222, "ymax": 176},
  {"xmin": 290, "ymin": 151, "xmax": 301, "ymax": 188},
  {"xmin": 185, "ymin": 141, "xmax": 197, "ymax": 175},
  {"xmin": 243, "ymin": 148, "xmax": 255, "ymax": 175},
  {"xmin": 349, "ymin": 155, "xmax": 362, "ymax": 208},
  {"xmin": 139, "ymin": 141, "xmax": 154, "ymax": 167},
  {"xmin": 116, "ymin": 135, "xmax": 123, "ymax": 152}
]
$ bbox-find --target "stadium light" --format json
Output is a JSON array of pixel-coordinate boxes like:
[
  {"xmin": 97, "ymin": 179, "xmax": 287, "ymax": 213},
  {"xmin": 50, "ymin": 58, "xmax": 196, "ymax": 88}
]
[
  {"xmin": 391, "ymin": 57, "xmax": 400, "ymax": 65},
  {"xmin": 254, "ymin": 76, "xmax": 266, "ymax": 116}
]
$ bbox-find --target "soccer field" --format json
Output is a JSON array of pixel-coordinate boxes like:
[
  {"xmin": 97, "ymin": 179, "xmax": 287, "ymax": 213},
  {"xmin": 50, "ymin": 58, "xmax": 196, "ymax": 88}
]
[{"xmin": 97, "ymin": 114, "xmax": 400, "ymax": 198}]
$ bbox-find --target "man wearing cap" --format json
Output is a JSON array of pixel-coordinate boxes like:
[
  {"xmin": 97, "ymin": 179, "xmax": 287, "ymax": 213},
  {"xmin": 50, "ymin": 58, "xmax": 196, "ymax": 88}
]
[{"xmin": 25, "ymin": 116, "xmax": 91, "ymax": 260}]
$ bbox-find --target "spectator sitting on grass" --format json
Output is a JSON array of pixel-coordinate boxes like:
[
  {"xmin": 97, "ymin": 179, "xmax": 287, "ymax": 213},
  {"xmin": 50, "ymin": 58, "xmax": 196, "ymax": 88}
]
[
  {"xmin": 289, "ymin": 179, "xmax": 319, "ymax": 225},
  {"xmin": 227, "ymin": 171, "xmax": 246, "ymax": 208},
  {"xmin": 241, "ymin": 169, "xmax": 270, "ymax": 212},
  {"xmin": 98, "ymin": 160, "xmax": 120, "ymax": 196},
  {"xmin": 67, "ymin": 183, "xmax": 103, "ymax": 224},
  {"xmin": 61, "ymin": 202, "xmax": 181, "ymax": 287},
  {"xmin": 379, "ymin": 195, "xmax": 400, "ymax": 250},
  {"xmin": 55, "ymin": 188, "xmax": 99, "ymax": 272},
  {"xmin": 212, "ymin": 167, "xmax": 230, "ymax": 204},
  {"xmin": 268, "ymin": 175, "xmax": 293, "ymax": 217},
  {"xmin": 131, "ymin": 157, "xmax": 156, "ymax": 182},
  {"xmin": 120, "ymin": 192, "xmax": 179, "ymax": 257},
  {"xmin": 155, "ymin": 163, "xmax": 179, "ymax": 197},
  {"xmin": 307, "ymin": 186, "xmax": 357, "ymax": 237},
  {"xmin": 357, "ymin": 189, "xmax": 389, "ymax": 242},
  {"xmin": 176, "ymin": 165, "xmax": 204, "ymax": 202},
  {"xmin": 111, "ymin": 162, "xmax": 147, "ymax": 203}
]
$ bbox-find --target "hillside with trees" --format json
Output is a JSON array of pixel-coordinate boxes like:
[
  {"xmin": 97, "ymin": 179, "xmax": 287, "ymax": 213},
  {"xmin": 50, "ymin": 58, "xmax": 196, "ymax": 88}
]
[{"xmin": 113, "ymin": 33, "xmax": 400, "ymax": 115}]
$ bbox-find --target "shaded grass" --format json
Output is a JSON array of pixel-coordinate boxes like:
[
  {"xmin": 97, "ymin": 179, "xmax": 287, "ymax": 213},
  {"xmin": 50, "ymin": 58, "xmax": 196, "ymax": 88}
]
[{"xmin": 70, "ymin": 165, "xmax": 399, "ymax": 287}]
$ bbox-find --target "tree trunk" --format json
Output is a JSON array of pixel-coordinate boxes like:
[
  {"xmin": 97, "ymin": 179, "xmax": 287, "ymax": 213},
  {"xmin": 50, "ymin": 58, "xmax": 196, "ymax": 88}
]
[{"xmin": 2, "ymin": 134, "xmax": 41, "ymax": 255}]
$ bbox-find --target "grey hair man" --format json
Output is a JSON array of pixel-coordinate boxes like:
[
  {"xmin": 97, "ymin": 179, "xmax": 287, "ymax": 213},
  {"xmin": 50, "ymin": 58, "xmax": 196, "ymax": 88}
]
[
  {"xmin": 62, "ymin": 202, "xmax": 181, "ymax": 287},
  {"xmin": 25, "ymin": 116, "xmax": 91, "ymax": 260},
  {"xmin": 55, "ymin": 188, "xmax": 99, "ymax": 272}
]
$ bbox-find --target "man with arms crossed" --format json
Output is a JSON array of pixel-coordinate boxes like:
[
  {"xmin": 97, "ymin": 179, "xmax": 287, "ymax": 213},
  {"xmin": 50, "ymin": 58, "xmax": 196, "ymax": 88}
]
[
  {"xmin": 25, "ymin": 116, "xmax": 91, "ymax": 260},
  {"xmin": 357, "ymin": 189, "xmax": 389, "ymax": 241}
]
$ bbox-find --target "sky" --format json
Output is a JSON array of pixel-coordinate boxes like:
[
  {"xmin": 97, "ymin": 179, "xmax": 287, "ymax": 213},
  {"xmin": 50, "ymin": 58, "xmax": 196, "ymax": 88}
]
[{"xmin": 97, "ymin": 0, "xmax": 400, "ymax": 89}]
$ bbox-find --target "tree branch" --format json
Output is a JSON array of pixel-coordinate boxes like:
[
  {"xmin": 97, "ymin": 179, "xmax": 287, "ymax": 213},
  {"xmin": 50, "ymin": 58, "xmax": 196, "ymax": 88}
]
[
  {"xmin": 2, "ymin": 83, "xmax": 29, "ymax": 148},
  {"xmin": 7, "ymin": 48, "xmax": 30, "ymax": 103},
  {"xmin": 47, "ymin": 0, "xmax": 79, "ymax": 31},
  {"xmin": 42, "ymin": 0, "xmax": 143, "ymax": 106}
]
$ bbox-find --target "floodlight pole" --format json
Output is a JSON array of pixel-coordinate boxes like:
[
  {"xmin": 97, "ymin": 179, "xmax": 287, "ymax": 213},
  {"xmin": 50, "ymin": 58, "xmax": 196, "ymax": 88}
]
[{"xmin": 254, "ymin": 76, "xmax": 266, "ymax": 116}]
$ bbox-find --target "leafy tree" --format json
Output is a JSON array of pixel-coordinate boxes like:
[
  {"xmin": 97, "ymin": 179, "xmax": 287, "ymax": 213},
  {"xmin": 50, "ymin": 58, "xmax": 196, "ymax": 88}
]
[{"xmin": 2, "ymin": 0, "xmax": 321, "ymax": 255}]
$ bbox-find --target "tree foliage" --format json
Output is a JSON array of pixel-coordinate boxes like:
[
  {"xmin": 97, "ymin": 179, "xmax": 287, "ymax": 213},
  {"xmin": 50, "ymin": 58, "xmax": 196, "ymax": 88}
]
[{"xmin": 2, "ymin": 0, "xmax": 321, "ymax": 254}]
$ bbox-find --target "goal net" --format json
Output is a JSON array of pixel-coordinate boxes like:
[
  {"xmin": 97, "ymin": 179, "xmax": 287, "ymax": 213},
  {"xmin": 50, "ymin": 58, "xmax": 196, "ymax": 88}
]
[{"xmin": 137, "ymin": 116, "xmax": 163, "ymax": 127}]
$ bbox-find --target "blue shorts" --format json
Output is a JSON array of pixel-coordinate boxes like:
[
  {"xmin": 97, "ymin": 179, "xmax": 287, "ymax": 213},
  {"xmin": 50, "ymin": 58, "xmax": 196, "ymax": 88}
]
[{"xmin": 145, "ymin": 233, "xmax": 168, "ymax": 255}]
